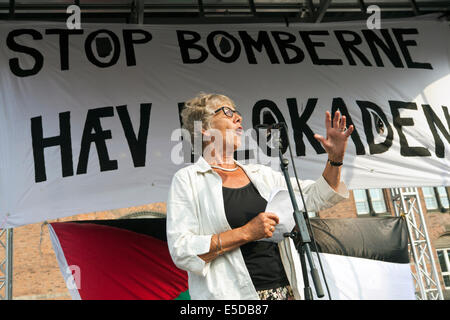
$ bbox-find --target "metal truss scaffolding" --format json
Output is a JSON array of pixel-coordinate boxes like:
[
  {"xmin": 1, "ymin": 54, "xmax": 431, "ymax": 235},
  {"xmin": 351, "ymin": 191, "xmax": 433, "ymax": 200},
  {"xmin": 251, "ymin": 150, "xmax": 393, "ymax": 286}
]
[
  {"xmin": 0, "ymin": 0, "xmax": 449, "ymax": 23},
  {"xmin": 390, "ymin": 187, "xmax": 444, "ymax": 300},
  {"xmin": 0, "ymin": 228, "xmax": 13, "ymax": 300}
]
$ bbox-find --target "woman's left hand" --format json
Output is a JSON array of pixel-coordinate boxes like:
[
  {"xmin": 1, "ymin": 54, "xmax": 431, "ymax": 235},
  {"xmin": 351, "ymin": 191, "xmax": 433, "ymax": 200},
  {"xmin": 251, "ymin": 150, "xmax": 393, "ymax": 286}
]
[{"xmin": 313, "ymin": 110, "xmax": 354, "ymax": 162}]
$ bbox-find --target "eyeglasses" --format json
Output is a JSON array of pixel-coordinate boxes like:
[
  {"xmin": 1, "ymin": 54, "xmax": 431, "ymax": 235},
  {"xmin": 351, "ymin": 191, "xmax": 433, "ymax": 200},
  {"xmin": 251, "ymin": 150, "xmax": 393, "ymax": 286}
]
[{"xmin": 214, "ymin": 106, "xmax": 242, "ymax": 118}]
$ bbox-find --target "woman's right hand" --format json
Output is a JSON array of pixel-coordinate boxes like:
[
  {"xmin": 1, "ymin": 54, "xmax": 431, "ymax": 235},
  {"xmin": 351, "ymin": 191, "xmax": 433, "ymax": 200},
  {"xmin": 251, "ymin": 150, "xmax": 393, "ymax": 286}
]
[
  {"xmin": 241, "ymin": 212, "xmax": 280, "ymax": 241},
  {"xmin": 199, "ymin": 212, "xmax": 280, "ymax": 263}
]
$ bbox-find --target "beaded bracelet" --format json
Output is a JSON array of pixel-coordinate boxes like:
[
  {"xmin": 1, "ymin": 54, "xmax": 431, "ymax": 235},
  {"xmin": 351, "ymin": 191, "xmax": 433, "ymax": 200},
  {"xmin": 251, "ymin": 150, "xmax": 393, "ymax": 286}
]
[{"xmin": 328, "ymin": 159, "xmax": 343, "ymax": 167}]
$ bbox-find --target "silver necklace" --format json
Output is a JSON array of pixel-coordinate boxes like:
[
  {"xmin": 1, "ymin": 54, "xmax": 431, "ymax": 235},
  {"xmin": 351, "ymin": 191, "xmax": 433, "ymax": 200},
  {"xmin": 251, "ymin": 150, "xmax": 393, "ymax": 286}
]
[{"xmin": 210, "ymin": 165, "xmax": 239, "ymax": 172}]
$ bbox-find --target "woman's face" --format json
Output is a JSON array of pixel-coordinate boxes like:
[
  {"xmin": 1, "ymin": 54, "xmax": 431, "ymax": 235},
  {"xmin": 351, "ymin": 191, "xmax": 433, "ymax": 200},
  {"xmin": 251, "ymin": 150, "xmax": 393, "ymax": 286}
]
[{"xmin": 205, "ymin": 100, "xmax": 243, "ymax": 153}]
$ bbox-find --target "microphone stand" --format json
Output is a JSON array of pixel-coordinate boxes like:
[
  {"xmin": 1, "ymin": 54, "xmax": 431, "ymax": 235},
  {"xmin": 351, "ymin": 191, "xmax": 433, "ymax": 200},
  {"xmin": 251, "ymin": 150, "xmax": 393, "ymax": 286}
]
[{"xmin": 271, "ymin": 124, "xmax": 325, "ymax": 300}]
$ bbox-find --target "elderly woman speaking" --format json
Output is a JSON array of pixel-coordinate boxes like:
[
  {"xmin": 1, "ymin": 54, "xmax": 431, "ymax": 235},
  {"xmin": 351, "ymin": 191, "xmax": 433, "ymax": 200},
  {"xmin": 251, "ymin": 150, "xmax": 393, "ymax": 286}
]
[{"xmin": 166, "ymin": 93, "xmax": 354, "ymax": 300}]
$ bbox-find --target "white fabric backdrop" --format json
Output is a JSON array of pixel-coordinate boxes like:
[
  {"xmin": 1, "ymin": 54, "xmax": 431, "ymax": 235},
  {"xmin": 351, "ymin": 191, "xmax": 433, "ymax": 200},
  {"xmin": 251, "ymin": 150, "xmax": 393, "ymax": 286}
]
[{"xmin": 0, "ymin": 18, "xmax": 449, "ymax": 227}]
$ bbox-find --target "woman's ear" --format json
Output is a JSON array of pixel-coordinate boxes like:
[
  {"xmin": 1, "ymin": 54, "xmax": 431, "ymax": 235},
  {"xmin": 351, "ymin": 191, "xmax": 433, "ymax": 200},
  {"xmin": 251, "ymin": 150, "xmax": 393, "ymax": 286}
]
[{"xmin": 201, "ymin": 128, "xmax": 217, "ymax": 144}]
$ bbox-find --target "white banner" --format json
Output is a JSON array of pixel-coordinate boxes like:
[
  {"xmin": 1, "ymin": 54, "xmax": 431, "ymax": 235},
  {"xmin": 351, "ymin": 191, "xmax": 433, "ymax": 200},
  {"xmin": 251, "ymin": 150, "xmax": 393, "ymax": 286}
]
[{"xmin": 0, "ymin": 18, "xmax": 449, "ymax": 228}]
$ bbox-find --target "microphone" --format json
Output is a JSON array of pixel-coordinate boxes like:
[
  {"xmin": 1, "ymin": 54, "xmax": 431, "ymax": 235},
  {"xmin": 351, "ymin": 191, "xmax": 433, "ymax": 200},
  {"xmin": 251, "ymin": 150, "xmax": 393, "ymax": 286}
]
[
  {"xmin": 254, "ymin": 111, "xmax": 287, "ymax": 150},
  {"xmin": 254, "ymin": 111, "xmax": 285, "ymax": 130}
]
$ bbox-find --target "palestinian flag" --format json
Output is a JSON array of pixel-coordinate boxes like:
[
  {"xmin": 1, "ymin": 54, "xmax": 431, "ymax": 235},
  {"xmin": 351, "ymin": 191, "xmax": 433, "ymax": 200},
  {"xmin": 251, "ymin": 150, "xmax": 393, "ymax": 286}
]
[
  {"xmin": 49, "ymin": 217, "xmax": 414, "ymax": 300},
  {"xmin": 48, "ymin": 218, "xmax": 189, "ymax": 300}
]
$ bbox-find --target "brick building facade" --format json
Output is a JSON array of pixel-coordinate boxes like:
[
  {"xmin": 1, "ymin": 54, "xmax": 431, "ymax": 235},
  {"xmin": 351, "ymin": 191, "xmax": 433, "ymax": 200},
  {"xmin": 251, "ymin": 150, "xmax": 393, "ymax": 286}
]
[{"xmin": 6, "ymin": 186, "xmax": 450, "ymax": 300}]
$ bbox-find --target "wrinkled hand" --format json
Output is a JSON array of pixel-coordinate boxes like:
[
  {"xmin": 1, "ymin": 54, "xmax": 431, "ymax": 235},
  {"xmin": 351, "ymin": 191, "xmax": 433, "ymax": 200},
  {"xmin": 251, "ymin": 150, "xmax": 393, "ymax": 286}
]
[
  {"xmin": 242, "ymin": 212, "xmax": 279, "ymax": 241},
  {"xmin": 314, "ymin": 111, "xmax": 354, "ymax": 162}
]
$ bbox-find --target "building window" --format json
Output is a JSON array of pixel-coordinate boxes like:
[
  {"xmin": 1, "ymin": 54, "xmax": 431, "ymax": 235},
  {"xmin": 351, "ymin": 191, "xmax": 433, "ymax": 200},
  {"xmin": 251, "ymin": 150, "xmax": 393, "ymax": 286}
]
[
  {"xmin": 369, "ymin": 189, "xmax": 387, "ymax": 213},
  {"xmin": 437, "ymin": 248, "xmax": 450, "ymax": 289},
  {"xmin": 423, "ymin": 187, "xmax": 438, "ymax": 210},
  {"xmin": 422, "ymin": 187, "xmax": 449, "ymax": 212},
  {"xmin": 354, "ymin": 189, "xmax": 370, "ymax": 214},
  {"xmin": 437, "ymin": 187, "xmax": 449, "ymax": 209},
  {"xmin": 354, "ymin": 188, "xmax": 388, "ymax": 216}
]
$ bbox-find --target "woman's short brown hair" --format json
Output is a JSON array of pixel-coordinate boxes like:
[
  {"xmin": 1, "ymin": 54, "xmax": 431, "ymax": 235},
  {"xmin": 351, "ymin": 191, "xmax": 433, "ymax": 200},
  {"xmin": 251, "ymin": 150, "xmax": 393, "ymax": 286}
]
[{"xmin": 181, "ymin": 92, "xmax": 236, "ymax": 145}]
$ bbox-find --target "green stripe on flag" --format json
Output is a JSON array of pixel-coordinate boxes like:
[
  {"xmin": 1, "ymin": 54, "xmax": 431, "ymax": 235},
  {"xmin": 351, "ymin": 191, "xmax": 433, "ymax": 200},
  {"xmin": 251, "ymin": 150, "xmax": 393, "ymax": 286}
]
[{"xmin": 174, "ymin": 290, "xmax": 191, "ymax": 300}]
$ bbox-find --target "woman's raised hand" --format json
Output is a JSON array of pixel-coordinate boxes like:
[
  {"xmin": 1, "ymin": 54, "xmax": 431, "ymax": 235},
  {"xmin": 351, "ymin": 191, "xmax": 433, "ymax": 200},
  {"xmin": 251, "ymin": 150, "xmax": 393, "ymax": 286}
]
[{"xmin": 313, "ymin": 110, "xmax": 354, "ymax": 162}]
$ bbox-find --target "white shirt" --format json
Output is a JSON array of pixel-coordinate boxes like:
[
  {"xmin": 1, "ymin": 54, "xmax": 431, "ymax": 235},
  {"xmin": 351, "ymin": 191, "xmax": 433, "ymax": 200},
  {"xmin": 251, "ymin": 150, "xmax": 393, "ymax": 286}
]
[{"xmin": 166, "ymin": 156, "xmax": 349, "ymax": 300}]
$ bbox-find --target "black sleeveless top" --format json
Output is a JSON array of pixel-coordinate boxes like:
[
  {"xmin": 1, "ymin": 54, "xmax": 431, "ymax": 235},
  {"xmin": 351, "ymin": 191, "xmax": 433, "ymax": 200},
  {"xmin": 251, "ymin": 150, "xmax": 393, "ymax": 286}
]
[{"xmin": 222, "ymin": 182, "xmax": 289, "ymax": 291}]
